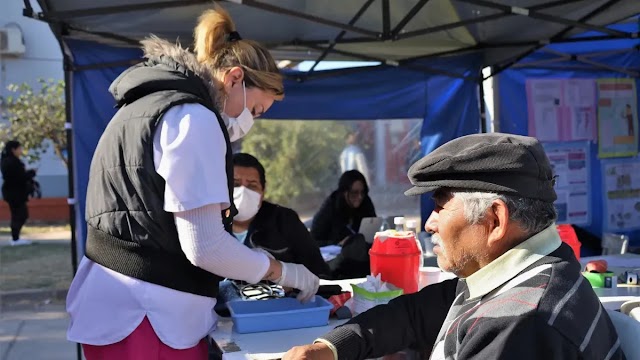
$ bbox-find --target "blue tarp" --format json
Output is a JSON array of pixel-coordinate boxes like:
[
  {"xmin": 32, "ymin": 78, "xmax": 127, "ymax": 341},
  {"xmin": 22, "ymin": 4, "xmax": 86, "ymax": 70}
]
[
  {"xmin": 67, "ymin": 39, "xmax": 482, "ymax": 252},
  {"xmin": 498, "ymin": 21, "xmax": 640, "ymax": 253}
]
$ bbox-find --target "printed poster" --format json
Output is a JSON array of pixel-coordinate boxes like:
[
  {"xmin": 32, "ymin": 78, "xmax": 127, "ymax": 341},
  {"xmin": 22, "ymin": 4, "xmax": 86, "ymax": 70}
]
[
  {"xmin": 543, "ymin": 142, "xmax": 590, "ymax": 226},
  {"xmin": 602, "ymin": 159, "xmax": 640, "ymax": 231},
  {"xmin": 597, "ymin": 79, "xmax": 639, "ymax": 158},
  {"xmin": 526, "ymin": 79, "xmax": 597, "ymax": 142}
]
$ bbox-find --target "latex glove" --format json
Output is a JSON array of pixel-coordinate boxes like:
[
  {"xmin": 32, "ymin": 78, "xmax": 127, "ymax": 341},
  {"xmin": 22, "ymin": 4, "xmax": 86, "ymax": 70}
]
[{"xmin": 276, "ymin": 261, "xmax": 320, "ymax": 303}]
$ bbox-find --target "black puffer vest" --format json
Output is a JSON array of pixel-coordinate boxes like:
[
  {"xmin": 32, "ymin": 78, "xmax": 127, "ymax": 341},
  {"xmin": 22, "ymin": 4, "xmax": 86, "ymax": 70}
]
[{"xmin": 85, "ymin": 40, "xmax": 236, "ymax": 298}]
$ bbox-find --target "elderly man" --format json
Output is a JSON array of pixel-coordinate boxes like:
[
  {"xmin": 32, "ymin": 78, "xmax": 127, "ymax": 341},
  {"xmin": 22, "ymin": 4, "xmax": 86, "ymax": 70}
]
[{"xmin": 284, "ymin": 133, "xmax": 624, "ymax": 360}]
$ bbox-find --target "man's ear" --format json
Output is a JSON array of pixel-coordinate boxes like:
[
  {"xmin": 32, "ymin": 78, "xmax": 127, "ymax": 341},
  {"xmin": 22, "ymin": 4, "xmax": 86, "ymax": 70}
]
[{"xmin": 486, "ymin": 199, "xmax": 509, "ymax": 246}]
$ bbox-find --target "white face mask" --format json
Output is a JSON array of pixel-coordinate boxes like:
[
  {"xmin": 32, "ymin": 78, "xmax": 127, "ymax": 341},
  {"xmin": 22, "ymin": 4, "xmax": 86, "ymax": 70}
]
[
  {"xmin": 233, "ymin": 186, "xmax": 262, "ymax": 222},
  {"xmin": 222, "ymin": 81, "xmax": 254, "ymax": 142}
]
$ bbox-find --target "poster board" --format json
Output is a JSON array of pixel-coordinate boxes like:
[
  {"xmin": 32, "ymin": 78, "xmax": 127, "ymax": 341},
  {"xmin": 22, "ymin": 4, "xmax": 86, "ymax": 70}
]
[
  {"xmin": 601, "ymin": 157, "xmax": 640, "ymax": 232},
  {"xmin": 597, "ymin": 79, "xmax": 639, "ymax": 158},
  {"xmin": 526, "ymin": 79, "xmax": 597, "ymax": 142},
  {"xmin": 543, "ymin": 142, "xmax": 591, "ymax": 226}
]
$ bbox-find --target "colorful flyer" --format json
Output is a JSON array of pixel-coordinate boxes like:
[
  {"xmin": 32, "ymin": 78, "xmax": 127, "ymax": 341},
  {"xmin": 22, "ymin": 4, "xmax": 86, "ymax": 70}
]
[
  {"xmin": 597, "ymin": 79, "xmax": 638, "ymax": 158},
  {"xmin": 601, "ymin": 158, "xmax": 640, "ymax": 231},
  {"xmin": 526, "ymin": 79, "xmax": 597, "ymax": 142},
  {"xmin": 543, "ymin": 142, "xmax": 591, "ymax": 226}
]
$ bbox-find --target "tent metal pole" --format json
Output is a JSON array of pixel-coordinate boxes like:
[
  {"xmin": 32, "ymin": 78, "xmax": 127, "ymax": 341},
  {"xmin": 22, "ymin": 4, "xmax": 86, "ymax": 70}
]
[
  {"xmin": 404, "ymin": 63, "xmax": 478, "ymax": 81},
  {"xmin": 390, "ymin": 0, "xmax": 430, "ymax": 38},
  {"xmin": 288, "ymin": 30, "xmax": 638, "ymax": 51},
  {"xmin": 64, "ymin": 25, "xmax": 140, "ymax": 46},
  {"xmin": 575, "ymin": 56, "xmax": 639, "ymax": 76},
  {"xmin": 290, "ymin": 65, "xmax": 386, "ymax": 82},
  {"xmin": 490, "ymin": 66, "xmax": 500, "ymax": 133},
  {"xmin": 46, "ymin": 0, "xmax": 209, "ymax": 19},
  {"xmin": 474, "ymin": 33, "xmax": 640, "ymax": 48},
  {"xmin": 509, "ymin": 64, "xmax": 640, "ymax": 72},
  {"xmin": 285, "ymin": 37, "xmax": 375, "ymax": 47},
  {"xmin": 61, "ymin": 39, "xmax": 83, "ymax": 360},
  {"xmin": 485, "ymin": 0, "xmax": 624, "ymax": 80},
  {"xmin": 72, "ymin": 59, "xmax": 143, "ymax": 71},
  {"xmin": 402, "ymin": 45, "xmax": 485, "ymax": 63},
  {"xmin": 580, "ymin": 46, "xmax": 640, "ymax": 58},
  {"xmin": 22, "ymin": 0, "xmax": 33, "ymax": 15},
  {"xmin": 478, "ymin": 71, "xmax": 487, "ymax": 133},
  {"xmin": 513, "ymin": 57, "xmax": 570, "ymax": 68},
  {"xmin": 398, "ymin": 12, "xmax": 507, "ymax": 40},
  {"xmin": 305, "ymin": 44, "xmax": 476, "ymax": 80},
  {"xmin": 454, "ymin": 0, "xmax": 629, "ymax": 38},
  {"xmin": 63, "ymin": 65, "xmax": 83, "ymax": 360},
  {"xmin": 396, "ymin": 0, "xmax": 586, "ymax": 40},
  {"xmin": 26, "ymin": 3, "xmax": 81, "ymax": 359},
  {"xmin": 382, "ymin": 0, "xmax": 390, "ymax": 38},
  {"xmin": 28, "ymin": 11, "xmax": 141, "ymax": 47},
  {"xmin": 225, "ymin": 0, "xmax": 380, "ymax": 38},
  {"xmin": 305, "ymin": 0, "xmax": 375, "ymax": 77}
]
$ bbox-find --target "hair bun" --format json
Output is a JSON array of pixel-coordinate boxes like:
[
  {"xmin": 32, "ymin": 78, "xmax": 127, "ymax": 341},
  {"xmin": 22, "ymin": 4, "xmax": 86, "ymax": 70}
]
[{"xmin": 226, "ymin": 31, "xmax": 242, "ymax": 43}]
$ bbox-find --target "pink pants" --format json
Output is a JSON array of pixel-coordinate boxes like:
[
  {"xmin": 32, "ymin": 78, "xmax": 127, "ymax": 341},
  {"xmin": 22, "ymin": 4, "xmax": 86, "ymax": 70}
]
[{"xmin": 82, "ymin": 317, "xmax": 208, "ymax": 360}]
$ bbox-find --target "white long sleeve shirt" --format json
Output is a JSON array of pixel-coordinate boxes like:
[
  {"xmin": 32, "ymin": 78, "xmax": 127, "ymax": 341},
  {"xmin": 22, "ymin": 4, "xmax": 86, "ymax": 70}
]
[{"xmin": 67, "ymin": 103, "xmax": 269, "ymax": 349}]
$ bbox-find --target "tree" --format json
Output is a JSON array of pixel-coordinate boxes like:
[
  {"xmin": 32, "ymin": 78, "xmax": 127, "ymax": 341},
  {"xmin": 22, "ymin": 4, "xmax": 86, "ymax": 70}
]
[
  {"xmin": 240, "ymin": 120, "xmax": 350, "ymax": 206},
  {"xmin": 0, "ymin": 79, "xmax": 67, "ymax": 166}
]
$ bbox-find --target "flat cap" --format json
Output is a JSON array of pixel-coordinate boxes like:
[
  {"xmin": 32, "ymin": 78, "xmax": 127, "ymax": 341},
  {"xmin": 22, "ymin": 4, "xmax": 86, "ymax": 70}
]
[{"xmin": 405, "ymin": 133, "xmax": 557, "ymax": 203}]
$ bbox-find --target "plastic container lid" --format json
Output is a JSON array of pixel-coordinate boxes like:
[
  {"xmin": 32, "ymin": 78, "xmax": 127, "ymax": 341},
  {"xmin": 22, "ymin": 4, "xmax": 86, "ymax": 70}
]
[
  {"xmin": 394, "ymin": 217, "xmax": 406, "ymax": 225},
  {"xmin": 405, "ymin": 220, "xmax": 417, "ymax": 229},
  {"xmin": 372, "ymin": 231, "xmax": 421, "ymax": 255}
]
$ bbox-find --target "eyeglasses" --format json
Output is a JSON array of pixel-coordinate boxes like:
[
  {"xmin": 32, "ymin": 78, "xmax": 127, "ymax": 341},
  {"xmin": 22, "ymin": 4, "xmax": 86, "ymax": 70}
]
[{"xmin": 348, "ymin": 190, "xmax": 366, "ymax": 198}]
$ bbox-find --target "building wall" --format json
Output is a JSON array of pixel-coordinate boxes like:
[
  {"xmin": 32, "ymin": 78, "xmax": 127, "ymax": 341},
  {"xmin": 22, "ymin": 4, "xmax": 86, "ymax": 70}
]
[{"xmin": 0, "ymin": 0, "xmax": 68, "ymax": 199}]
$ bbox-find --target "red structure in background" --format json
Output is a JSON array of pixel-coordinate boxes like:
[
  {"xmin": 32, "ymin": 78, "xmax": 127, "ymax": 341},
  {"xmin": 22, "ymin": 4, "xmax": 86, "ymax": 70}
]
[
  {"xmin": 0, "ymin": 198, "xmax": 69, "ymax": 223},
  {"xmin": 557, "ymin": 224, "xmax": 581, "ymax": 260}
]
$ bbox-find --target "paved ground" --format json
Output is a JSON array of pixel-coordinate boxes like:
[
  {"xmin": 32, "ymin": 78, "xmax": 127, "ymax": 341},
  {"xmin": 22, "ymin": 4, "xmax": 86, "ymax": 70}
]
[
  {"xmin": 0, "ymin": 303, "xmax": 79, "ymax": 360},
  {"xmin": 0, "ymin": 230, "xmax": 71, "ymax": 246},
  {"xmin": 0, "ymin": 229, "xmax": 77, "ymax": 359}
]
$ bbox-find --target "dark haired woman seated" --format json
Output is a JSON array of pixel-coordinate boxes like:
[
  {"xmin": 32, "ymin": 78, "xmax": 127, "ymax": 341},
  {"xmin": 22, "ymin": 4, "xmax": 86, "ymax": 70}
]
[{"xmin": 311, "ymin": 170, "xmax": 377, "ymax": 279}]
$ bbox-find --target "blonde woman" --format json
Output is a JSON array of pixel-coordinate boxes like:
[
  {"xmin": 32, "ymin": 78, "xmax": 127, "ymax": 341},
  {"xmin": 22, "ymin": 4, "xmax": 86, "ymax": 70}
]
[{"xmin": 66, "ymin": 6, "xmax": 319, "ymax": 360}]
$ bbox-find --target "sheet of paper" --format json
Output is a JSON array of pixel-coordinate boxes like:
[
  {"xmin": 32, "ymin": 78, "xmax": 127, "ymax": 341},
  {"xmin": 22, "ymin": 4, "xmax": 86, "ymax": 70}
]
[
  {"xmin": 543, "ymin": 142, "xmax": 591, "ymax": 226},
  {"xmin": 602, "ymin": 160, "xmax": 640, "ymax": 231},
  {"xmin": 597, "ymin": 79, "xmax": 639, "ymax": 158},
  {"xmin": 527, "ymin": 79, "xmax": 597, "ymax": 142}
]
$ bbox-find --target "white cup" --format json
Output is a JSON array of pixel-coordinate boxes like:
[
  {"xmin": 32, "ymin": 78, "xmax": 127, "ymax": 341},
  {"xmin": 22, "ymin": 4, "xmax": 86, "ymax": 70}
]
[{"xmin": 419, "ymin": 267, "xmax": 442, "ymax": 290}]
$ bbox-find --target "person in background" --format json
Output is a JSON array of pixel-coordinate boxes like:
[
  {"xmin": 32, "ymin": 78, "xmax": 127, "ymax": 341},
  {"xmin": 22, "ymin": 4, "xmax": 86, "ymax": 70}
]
[
  {"xmin": 286, "ymin": 133, "xmax": 624, "ymax": 360},
  {"xmin": 66, "ymin": 6, "xmax": 318, "ymax": 360},
  {"xmin": 624, "ymin": 104, "xmax": 634, "ymax": 136},
  {"xmin": 311, "ymin": 170, "xmax": 376, "ymax": 279},
  {"xmin": 339, "ymin": 132, "xmax": 370, "ymax": 186},
  {"xmin": 232, "ymin": 153, "xmax": 330, "ymax": 278},
  {"xmin": 1, "ymin": 140, "xmax": 35, "ymax": 246},
  {"xmin": 312, "ymin": 170, "xmax": 376, "ymax": 247}
]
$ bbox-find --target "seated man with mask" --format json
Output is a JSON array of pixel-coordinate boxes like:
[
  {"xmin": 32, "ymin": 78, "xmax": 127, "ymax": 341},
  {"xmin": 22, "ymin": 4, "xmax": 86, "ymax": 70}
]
[
  {"xmin": 284, "ymin": 133, "xmax": 624, "ymax": 360},
  {"xmin": 232, "ymin": 153, "xmax": 330, "ymax": 278}
]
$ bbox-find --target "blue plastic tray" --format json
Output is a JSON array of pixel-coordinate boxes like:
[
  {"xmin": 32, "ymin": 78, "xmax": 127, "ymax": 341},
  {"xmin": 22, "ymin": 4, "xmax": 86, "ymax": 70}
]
[{"xmin": 227, "ymin": 295, "xmax": 333, "ymax": 334}]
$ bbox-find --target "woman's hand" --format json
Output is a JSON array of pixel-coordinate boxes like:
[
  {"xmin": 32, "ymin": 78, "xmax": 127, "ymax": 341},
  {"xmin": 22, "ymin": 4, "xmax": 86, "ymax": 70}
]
[
  {"xmin": 338, "ymin": 235, "xmax": 350, "ymax": 246},
  {"xmin": 274, "ymin": 261, "xmax": 319, "ymax": 302}
]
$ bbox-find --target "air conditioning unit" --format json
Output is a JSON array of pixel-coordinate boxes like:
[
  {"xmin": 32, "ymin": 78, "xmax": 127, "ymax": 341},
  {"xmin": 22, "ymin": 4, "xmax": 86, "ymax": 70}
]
[{"xmin": 0, "ymin": 28, "xmax": 26, "ymax": 56}]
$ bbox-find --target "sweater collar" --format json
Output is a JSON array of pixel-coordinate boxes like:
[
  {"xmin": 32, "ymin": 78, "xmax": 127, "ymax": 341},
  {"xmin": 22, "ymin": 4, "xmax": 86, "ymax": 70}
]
[{"xmin": 463, "ymin": 224, "xmax": 561, "ymax": 300}]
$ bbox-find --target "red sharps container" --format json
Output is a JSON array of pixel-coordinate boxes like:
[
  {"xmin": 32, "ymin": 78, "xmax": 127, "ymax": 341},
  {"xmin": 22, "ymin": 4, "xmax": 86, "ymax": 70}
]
[{"xmin": 370, "ymin": 230, "xmax": 422, "ymax": 294}]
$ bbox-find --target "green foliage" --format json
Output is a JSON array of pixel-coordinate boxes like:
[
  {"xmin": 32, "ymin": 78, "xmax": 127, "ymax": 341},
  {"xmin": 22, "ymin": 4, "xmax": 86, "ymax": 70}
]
[
  {"xmin": 240, "ymin": 120, "xmax": 350, "ymax": 205},
  {"xmin": 0, "ymin": 79, "xmax": 67, "ymax": 166}
]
